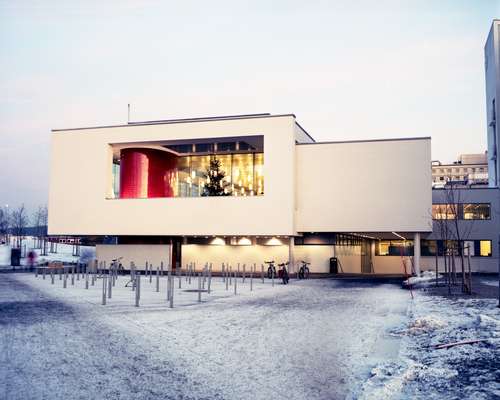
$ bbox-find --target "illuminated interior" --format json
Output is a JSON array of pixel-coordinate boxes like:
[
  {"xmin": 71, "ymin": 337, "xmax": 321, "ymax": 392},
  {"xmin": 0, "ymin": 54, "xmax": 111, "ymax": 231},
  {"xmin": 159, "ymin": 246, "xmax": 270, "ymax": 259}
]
[{"xmin": 110, "ymin": 136, "xmax": 264, "ymax": 198}]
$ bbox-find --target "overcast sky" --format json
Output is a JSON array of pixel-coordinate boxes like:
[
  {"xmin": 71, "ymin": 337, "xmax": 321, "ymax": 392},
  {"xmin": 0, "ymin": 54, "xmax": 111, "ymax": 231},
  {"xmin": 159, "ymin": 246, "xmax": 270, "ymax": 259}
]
[{"xmin": 0, "ymin": 0, "xmax": 499, "ymax": 214}]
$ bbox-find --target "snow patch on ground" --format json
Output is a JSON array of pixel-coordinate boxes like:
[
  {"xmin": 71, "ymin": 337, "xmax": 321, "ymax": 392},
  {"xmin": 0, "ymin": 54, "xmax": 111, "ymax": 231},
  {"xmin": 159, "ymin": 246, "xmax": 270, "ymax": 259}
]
[{"xmin": 359, "ymin": 293, "xmax": 500, "ymax": 399}]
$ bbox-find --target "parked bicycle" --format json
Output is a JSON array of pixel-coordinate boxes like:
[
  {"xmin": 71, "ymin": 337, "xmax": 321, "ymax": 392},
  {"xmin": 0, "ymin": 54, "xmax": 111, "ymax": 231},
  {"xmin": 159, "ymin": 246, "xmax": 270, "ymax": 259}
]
[
  {"xmin": 265, "ymin": 260, "xmax": 276, "ymax": 279},
  {"xmin": 278, "ymin": 262, "xmax": 290, "ymax": 284},
  {"xmin": 298, "ymin": 260, "xmax": 310, "ymax": 279}
]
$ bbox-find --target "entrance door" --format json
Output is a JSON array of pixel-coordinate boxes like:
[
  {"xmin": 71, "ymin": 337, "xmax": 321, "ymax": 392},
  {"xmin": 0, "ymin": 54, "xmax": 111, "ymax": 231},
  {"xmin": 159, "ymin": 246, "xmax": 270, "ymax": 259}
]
[{"xmin": 360, "ymin": 240, "xmax": 373, "ymax": 273}]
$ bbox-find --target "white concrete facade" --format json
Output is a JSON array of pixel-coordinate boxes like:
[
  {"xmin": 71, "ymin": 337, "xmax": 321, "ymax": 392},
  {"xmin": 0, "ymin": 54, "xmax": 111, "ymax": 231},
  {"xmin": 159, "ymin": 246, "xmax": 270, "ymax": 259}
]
[{"xmin": 49, "ymin": 114, "xmax": 432, "ymax": 275}]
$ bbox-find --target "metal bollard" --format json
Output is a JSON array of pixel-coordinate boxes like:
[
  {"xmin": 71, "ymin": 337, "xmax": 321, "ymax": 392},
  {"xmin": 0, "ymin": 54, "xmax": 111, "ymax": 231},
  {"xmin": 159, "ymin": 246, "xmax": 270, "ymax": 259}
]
[
  {"xmin": 85, "ymin": 271, "xmax": 89, "ymax": 289},
  {"xmin": 43, "ymin": 268, "xmax": 46, "ymax": 280},
  {"xmin": 243, "ymin": 264, "xmax": 246, "ymax": 283},
  {"xmin": 234, "ymin": 271, "xmax": 237, "ymax": 295},
  {"xmin": 261, "ymin": 264, "xmax": 264, "ymax": 283},
  {"xmin": 208, "ymin": 265, "xmax": 212, "ymax": 294},
  {"xmin": 149, "ymin": 263, "xmax": 153, "ymax": 283},
  {"xmin": 198, "ymin": 273, "xmax": 202, "ymax": 303},
  {"xmin": 178, "ymin": 267, "xmax": 182, "ymax": 289},
  {"xmin": 169, "ymin": 269, "xmax": 174, "ymax": 308},
  {"xmin": 51, "ymin": 270, "xmax": 54, "ymax": 284},
  {"xmin": 225, "ymin": 267, "xmax": 229, "ymax": 291},
  {"xmin": 166, "ymin": 267, "xmax": 171, "ymax": 301},
  {"xmin": 76, "ymin": 263, "xmax": 80, "ymax": 281},
  {"xmin": 59, "ymin": 267, "xmax": 62, "ymax": 280},
  {"xmin": 250, "ymin": 266, "xmax": 253, "ymax": 291},
  {"xmin": 156, "ymin": 267, "xmax": 160, "ymax": 293},
  {"xmin": 229, "ymin": 267, "xmax": 232, "ymax": 286},
  {"xmin": 35, "ymin": 267, "xmax": 38, "ymax": 278},
  {"xmin": 272, "ymin": 270, "xmax": 274, "ymax": 287},
  {"xmin": 71, "ymin": 267, "xmax": 75, "ymax": 286},
  {"xmin": 102, "ymin": 275, "xmax": 107, "ymax": 305},
  {"xmin": 160, "ymin": 261, "xmax": 164, "ymax": 276},
  {"xmin": 108, "ymin": 271, "xmax": 112, "ymax": 299},
  {"xmin": 63, "ymin": 271, "xmax": 67, "ymax": 288},
  {"xmin": 135, "ymin": 275, "xmax": 141, "ymax": 307}
]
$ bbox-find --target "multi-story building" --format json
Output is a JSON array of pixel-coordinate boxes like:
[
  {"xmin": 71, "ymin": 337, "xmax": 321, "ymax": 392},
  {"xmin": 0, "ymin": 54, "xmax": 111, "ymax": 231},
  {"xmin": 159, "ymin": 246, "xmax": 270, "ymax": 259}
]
[
  {"xmin": 431, "ymin": 153, "xmax": 488, "ymax": 188},
  {"xmin": 425, "ymin": 187, "xmax": 499, "ymax": 273},
  {"xmin": 485, "ymin": 19, "xmax": 500, "ymax": 188},
  {"xmin": 48, "ymin": 113, "xmax": 432, "ymax": 275}
]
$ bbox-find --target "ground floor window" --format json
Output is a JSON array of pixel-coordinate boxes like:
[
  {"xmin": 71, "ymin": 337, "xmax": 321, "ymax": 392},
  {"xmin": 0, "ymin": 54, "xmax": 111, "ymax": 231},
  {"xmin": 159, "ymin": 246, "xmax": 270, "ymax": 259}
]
[
  {"xmin": 376, "ymin": 240, "xmax": 413, "ymax": 256},
  {"xmin": 423, "ymin": 240, "xmax": 492, "ymax": 257}
]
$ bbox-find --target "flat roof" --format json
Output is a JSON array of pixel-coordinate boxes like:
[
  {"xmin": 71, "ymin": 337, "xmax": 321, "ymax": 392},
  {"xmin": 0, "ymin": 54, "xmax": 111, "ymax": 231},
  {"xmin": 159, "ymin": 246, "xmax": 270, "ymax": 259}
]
[
  {"xmin": 52, "ymin": 112, "xmax": 305, "ymax": 132},
  {"xmin": 296, "ymin": 136, "xmax": 431, "ymax": 145}
]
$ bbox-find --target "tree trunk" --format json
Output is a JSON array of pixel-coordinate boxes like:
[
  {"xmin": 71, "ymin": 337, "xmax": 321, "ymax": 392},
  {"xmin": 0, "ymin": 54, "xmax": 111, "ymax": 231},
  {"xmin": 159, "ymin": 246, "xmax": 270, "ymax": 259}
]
[{"xmin": 435, "ymin": 248, "xmax": 439, "ymax": 287}]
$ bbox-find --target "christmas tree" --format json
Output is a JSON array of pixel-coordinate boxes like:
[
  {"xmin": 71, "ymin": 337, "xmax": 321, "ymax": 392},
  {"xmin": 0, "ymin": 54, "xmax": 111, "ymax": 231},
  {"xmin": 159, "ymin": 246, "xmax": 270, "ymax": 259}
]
[{"xmin": 202, "ymin": 157, "xmax": 231, "ymax": 196}]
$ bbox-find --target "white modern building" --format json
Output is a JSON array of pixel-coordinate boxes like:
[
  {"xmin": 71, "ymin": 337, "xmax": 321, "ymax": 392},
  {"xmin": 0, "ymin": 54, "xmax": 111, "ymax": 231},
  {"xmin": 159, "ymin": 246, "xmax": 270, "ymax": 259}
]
[{"xmin": 48, "ymin": 113, "xmax": 432, "ymax": 275}]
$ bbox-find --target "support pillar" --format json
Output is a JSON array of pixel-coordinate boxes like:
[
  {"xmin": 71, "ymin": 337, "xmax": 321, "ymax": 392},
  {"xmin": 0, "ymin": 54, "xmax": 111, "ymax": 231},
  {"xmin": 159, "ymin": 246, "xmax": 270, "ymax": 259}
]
[{"xmin": 414, "ymin": 232, "xmax": 421, "ymax": 276}]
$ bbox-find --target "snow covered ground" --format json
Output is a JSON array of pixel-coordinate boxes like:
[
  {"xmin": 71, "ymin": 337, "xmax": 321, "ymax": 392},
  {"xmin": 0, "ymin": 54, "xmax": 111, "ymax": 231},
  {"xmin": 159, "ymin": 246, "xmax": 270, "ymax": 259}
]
[
  {"xmin": 0, "ymin": 236, "xmax": 95, "ymax": 268},
  {"xmin": 0, "ymin": 272, "xmax": 410, "ymax": 400},
  {"xmin": 359, "ymin": 291, "xmax": 500, "ymax": 399}
]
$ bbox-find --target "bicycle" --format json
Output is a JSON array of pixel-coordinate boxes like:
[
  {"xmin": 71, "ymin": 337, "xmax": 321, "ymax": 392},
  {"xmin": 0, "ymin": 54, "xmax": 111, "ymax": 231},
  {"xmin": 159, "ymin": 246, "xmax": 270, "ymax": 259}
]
[
  {"xmin": 277, "ymin": 262, "xmax": 289, "ymax": 284},
  {"xmin": 298, "ymin": 260, "xmax": 310, "ymax": 279},
  {"xmin": 265, "ymin": 260, "xmax": 276, "ymax": 279}
]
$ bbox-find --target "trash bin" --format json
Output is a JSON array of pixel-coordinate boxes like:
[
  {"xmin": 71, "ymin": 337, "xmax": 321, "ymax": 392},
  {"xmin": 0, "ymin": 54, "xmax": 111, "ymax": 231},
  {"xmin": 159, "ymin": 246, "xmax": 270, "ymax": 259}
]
[
  {"xmin": 329, "ymin": 257, "xmax": 338, "ymax": 274},
  {"xmin": 11, "ymin": 248, "xmax": 21, "ymax": 267}
]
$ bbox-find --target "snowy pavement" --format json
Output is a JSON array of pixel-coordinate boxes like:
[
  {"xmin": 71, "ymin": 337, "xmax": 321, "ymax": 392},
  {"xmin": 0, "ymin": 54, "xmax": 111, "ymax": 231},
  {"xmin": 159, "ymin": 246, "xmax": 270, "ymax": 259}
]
[
  {"xmin": 360, "ymin": 290, "xmax": 500, "ymax": 400},
  {"xmin": 0, "ymin": 272, "xmax": 410, "ymax": 400}
]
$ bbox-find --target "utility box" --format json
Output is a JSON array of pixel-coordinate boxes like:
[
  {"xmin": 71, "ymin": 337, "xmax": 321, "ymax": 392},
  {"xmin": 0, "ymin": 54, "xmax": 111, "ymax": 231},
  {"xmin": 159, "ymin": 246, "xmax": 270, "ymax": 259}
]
[
  {"xmin": 329, "ymin": 257, "xmax": 338, "ymax": 274},
  {"xmin": 11, "ymin": 248, "xmax": 21, "ymax": 267}
]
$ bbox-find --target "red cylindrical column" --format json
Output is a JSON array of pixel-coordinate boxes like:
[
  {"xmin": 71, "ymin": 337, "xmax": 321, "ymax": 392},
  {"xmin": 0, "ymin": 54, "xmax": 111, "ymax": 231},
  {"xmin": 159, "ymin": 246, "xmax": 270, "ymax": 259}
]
[{"xmin": 120, "ymin": 148, "xmax": 177, "ymax": 198}]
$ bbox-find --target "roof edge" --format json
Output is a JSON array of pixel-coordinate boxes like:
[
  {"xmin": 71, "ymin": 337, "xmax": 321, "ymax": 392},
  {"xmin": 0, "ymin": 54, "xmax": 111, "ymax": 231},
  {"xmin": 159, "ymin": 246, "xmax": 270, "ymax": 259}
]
[
  {"xmin": 51, "ymin": 113, "xmax": 297, "ymax": 132},
  {"xmin": 296, "ymin": 136, "xmax": 431, "ymax": 145}
]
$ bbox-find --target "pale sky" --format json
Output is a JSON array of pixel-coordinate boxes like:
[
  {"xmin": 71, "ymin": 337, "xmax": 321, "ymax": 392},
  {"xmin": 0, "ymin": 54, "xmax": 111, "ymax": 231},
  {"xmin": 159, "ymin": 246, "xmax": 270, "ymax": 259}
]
[{"xmin": 0, "ymin": 0, "xmax": 499, "ymax": 213}]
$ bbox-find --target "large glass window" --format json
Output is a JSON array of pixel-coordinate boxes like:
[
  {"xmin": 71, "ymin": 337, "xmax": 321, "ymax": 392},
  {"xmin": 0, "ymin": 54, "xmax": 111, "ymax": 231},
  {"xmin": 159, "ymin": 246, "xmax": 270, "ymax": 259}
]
[
  {"xmin": 376, "ymin": 240, "xmax": 414, "ymax": 256},
  {"xmin": 476, "ymin": 240, "xmax": 492, "ymax": 257},
  {"xmin": 463, "ymin": 203, "xmax": 490, "ymax": 220},
  {"xmin": 110, "ymin": 136, "xmax": 264, "ymax": 199},
  {"xmin": 432, "ymin": 204, "xmax": 456, "ymax": 220}
]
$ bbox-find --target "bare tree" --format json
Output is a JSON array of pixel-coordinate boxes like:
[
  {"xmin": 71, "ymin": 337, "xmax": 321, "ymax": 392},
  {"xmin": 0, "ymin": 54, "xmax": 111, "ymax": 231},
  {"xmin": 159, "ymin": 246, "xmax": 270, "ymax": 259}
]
[
  {"xmin": 0, "ymin": 208, "xmax": 9, "ymax": 244},
  {"xmin": 11, "ymin": 204, "xmax": 28, "ymax": 249},
  {"xmin": 444, "ymin": 182, "xmax": 475, "ymax": 294},
  {"xmin": 32, "ymin": 206, "xmax": 48, "ymax": 248}
]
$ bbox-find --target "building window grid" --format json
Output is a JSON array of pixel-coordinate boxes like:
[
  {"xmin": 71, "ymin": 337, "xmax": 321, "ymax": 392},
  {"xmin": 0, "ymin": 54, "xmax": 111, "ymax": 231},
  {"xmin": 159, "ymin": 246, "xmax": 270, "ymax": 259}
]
[{"xmin": 432, "ymin": 203, "xmax": 491, "ymax": 220}]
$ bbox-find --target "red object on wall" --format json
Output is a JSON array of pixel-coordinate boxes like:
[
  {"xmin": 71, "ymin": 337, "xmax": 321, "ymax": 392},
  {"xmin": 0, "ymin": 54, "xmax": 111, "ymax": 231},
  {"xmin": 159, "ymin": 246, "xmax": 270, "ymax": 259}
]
[{"xmin": 120, "ymin": 148, "xmax": 177, "ymax": 198}]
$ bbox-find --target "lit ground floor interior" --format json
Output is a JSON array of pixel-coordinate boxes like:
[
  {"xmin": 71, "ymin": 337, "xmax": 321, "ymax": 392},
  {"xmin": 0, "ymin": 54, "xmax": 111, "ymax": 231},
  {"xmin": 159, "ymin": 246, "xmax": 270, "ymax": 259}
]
[{"xmin": 97, "ymin": 232, "xmax": 424, "ymax": 277}]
